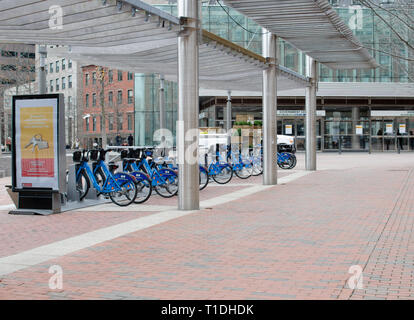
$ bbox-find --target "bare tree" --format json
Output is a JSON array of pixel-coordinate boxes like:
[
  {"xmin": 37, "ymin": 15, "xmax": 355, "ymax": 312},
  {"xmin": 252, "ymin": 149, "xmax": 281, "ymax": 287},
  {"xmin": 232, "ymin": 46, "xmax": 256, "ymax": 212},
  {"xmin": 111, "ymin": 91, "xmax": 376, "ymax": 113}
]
[
  {"xmin": 78, "ymin": 65, "xmax": 133, "ymax": 149},
  {"xmin": 0, "ymin": 44, "xmax": 36, "ymax": 145},
  {"xmin": 356, "ymin": 0, "xmax": 414, "ymax": 80}
]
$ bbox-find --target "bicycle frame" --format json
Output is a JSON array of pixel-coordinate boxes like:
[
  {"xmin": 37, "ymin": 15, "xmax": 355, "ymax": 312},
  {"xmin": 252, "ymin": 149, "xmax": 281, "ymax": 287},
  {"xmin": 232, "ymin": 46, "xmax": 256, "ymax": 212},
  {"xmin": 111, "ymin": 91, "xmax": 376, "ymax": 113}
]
[
  {"xmin": 126, "ymin": 158, "xmax": 175, "ymax": 187},
  {"xmin": 77, "ymin": 160, "xmax": 123, "ymax": 194}
]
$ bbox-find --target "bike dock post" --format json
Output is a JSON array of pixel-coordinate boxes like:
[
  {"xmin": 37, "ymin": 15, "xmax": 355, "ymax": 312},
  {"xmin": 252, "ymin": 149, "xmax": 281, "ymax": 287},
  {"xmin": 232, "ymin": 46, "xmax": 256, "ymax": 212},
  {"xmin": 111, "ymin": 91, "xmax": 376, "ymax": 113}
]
[
  {"xmin": 67, "ymin": 164, "xmax": 80, "ymax": 202},
  {"xmin": 339, "ymin": 135, "xmax": 342, "ymax": 155}
]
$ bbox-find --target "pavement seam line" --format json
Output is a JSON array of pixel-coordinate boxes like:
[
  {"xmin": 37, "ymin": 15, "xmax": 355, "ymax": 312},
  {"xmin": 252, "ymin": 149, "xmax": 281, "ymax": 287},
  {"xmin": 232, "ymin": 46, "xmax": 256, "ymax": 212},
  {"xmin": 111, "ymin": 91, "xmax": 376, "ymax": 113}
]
[
  {"xmin": 345, "ymin": 168, "xmax": 414, "ymax": 300},
  {"xmin": 0, "ymin": 170, "xmax": 312, "ymax": 277}
]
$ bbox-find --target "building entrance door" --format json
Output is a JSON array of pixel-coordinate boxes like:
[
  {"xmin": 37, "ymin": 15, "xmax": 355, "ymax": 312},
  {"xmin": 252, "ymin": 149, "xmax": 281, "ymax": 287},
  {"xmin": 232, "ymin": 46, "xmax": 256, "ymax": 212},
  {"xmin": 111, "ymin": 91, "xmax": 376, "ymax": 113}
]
[
  {"xmin": 277, "ymin": 117, "xmax": 322, "ymax": 151},
  {"xmin": 324, "ymin": 119, "xmax": 369, "ymax": 151},
  {"xmin": 383, "ymin": 119, "xmax": 396, "ymax": 151}
]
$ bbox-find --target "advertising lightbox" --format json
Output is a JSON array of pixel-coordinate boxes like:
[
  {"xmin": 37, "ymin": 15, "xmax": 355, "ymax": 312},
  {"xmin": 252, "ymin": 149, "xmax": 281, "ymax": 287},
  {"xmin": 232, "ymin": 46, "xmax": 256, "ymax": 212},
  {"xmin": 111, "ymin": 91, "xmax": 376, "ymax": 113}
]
[{"xmin": 12, "ymin": 95, "xmax": 65, "ymax": 192}]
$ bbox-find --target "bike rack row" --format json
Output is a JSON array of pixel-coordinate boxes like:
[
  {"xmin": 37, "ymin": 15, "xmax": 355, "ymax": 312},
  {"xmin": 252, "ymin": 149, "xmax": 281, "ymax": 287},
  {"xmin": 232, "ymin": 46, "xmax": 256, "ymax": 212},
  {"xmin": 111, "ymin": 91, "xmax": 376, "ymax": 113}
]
[{"xmin": 62, "ymin": 142, "xmax": 297, "ymax": 211}]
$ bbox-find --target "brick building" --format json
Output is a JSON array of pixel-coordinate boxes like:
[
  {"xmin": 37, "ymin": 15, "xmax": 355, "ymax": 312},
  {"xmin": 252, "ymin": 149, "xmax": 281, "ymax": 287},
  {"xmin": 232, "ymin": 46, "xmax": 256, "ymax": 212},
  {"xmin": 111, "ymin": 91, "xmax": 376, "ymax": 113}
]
[{"xmin": 81, "ymin": 65, "xmax": 135, "ymax": 148}]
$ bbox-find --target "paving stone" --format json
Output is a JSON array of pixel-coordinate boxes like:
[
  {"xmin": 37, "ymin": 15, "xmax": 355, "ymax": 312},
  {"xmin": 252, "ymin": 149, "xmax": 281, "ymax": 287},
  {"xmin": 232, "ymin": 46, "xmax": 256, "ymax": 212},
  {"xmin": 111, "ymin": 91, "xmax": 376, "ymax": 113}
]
[{"xmin": 1, "ymin": 155, "xmax": 414, "ymax": 299}]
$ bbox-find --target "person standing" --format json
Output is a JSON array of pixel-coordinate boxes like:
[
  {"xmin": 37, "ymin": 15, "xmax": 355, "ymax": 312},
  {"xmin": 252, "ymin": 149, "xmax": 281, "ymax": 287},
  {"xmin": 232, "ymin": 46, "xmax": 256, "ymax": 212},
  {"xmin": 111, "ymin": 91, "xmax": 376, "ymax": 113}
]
[
  {"xmin": 116, "ymin": 134, "xmax": 122, "ymax": 146},
  {"xmin": 128, "ymin": 134, "xmax": 134, "ymax": 146},
  {"xmin": 397, "ymin": 131, "xmax": 404, "ymax": 150}
]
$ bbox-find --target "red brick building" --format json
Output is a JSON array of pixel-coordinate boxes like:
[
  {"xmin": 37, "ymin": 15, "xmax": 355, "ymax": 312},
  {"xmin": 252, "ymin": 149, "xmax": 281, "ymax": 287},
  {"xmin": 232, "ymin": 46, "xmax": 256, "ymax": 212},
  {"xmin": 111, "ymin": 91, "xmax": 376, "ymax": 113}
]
[{"xmin": 80, "ymin": 65, "xmax": 134, "ymax": 148}]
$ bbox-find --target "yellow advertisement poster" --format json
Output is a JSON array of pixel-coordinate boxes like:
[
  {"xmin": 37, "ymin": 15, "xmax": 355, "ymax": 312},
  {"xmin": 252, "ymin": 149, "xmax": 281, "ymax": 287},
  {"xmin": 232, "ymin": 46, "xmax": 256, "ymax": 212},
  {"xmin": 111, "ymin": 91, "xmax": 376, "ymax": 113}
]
[
  {"xmin": 20, "ymin": 106, "xmax": 55, "ymax": 178},
  {"xmin": 14, "ymin": 97, "xmax": 59, "ymax": 191}
]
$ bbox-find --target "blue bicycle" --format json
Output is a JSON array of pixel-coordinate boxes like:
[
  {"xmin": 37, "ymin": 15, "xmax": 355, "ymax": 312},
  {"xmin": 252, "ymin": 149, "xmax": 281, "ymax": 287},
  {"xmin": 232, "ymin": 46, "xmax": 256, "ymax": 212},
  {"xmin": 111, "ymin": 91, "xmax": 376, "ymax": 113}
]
[
  {"xmin": 207, "ymin": 150, "xmax": 233, "ymax": 184},
  {"xmin": 277, "ymin": 152, "xmax": 297, "ymax": 169},
  {"xmin": 249, "ymin": 144, "xmax": 297, "ymax": 173},
  {"xmin": 154, "ymin": 153, "xmax": 209, "ymax": 191},
  {"xmin": 72, "ymin": 149, "xmax": 138, "ymax": 206},
  {"xmin": 112, "ymin": 149, "xmax": 153, "ymax": 204},
  {"xmin": 126, "ymin": 148, "xmax": 179, "ymax": 198},
  {"xmin": 226, "ymin": 146, "xmax": 253, "ymax": 179}
]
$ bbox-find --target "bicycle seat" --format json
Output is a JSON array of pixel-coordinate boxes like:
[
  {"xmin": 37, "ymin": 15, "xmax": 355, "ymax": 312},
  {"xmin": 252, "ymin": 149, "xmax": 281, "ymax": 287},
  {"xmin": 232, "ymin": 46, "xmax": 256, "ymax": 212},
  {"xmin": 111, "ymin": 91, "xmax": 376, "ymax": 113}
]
[
  {"xmin": 73, "ymin": 151, "xmax": 82, "ymax": 163},
  {"xmin": 90, "ymin": 149, "xmax": 99, "ymax": 162}
]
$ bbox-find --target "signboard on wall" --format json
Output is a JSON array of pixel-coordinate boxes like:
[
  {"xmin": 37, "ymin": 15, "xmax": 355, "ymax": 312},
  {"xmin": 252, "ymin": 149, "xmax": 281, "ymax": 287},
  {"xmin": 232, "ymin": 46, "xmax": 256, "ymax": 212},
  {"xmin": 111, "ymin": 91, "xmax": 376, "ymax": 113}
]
[
  {"xmin": 277, "ymin": 110, "xmax": 326, "ymax": 117},
  {"xmin": 12, "ymin": 95, "xmax": 65, "ymax": 192},
  {"xmin": 355, "ymin": 125, "xmax": 363, "ymax": 135},
  {"xmin": 399, "ymin": 124, "xmax": 406, "ymax": 134},
  {"xmin": 371, "ymin": 110, "xmax": 414, "ymax": 117},
  {"xmin": 285, "ymin": 124, "xmax": 293, "ymax": 135},
  {"xmin": 386, "ymin": 123, "xmax": 393, "ymax": 134}
]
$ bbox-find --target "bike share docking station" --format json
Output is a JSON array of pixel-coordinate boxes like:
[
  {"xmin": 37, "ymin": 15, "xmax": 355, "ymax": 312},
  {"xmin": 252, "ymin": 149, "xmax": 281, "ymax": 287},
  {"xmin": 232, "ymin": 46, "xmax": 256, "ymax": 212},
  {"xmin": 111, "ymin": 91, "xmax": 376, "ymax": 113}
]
[{"xmin": 7, "ymin": 94, "xmax": 109, "ymax": 216}]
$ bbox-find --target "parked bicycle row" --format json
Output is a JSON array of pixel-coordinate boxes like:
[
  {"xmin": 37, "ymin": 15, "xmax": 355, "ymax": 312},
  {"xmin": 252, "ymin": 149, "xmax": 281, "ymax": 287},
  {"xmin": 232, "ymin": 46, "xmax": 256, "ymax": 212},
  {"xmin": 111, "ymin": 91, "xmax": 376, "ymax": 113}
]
[{"xmin": 68, "ymin": 145, "xmax": 297, "ymax": 207}]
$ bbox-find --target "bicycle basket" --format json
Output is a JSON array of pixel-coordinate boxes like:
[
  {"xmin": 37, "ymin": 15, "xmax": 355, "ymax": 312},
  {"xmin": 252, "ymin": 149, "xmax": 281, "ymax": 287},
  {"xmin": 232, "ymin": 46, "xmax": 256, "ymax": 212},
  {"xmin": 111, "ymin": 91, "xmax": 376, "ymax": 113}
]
[
  {"xmin": 90, "ymin": 149, "xmax": 99, "ymax": 161},
  {"xmin": 73, "ymin": 151, "xmax": 82, "ymax": 162},
  {"xmin": 131, "ymin": 149, "xmax": 141, "ymax": 159},
  {"xmin": 144, "ymin": 149, "xmax": 153, "ymax": 157},
  {"xmin": 128, "ymin": 149, "xmax": 135, "ymax": 158},
  {"xmin": 99, "ymin": 149, "xmax": 106, "ymax": 161},
  {"xmin": 120, "ymin": 149, "xmax": 128, "ymax": 159}
]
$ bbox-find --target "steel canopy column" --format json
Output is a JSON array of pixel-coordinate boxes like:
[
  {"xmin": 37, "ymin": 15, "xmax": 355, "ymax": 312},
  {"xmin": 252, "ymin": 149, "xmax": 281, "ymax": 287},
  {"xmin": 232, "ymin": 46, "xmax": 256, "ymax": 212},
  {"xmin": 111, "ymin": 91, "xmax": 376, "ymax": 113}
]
[
  {"xmin": 226, "ymin": 90, "xmax": 232, "ymax": 145},
  {"xmin": 262, "ymin": 31, "xmax": 277, "ymax": 185},
  {"xmin": 159, "ymin": 74, "xmax": 166, "ymax": 131},
  {"xmin": 177, "ymin": 0, "xmax": 200, "ymax": 210},
  {"xmin": 38, "ymin": 45, "xmax": 47, "ymax": 94},
  {"xmin": 305, "ymin": 56, "xmax": 317, "ymax": 171}
]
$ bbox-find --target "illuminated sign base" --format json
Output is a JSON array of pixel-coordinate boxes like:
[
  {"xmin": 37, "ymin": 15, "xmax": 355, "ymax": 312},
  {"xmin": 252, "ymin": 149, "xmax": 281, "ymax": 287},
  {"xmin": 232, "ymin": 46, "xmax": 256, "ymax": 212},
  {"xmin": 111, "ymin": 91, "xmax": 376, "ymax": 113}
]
[{"xmin": 11, "ymin": 94, "xmax": 66, "ymax": 215}]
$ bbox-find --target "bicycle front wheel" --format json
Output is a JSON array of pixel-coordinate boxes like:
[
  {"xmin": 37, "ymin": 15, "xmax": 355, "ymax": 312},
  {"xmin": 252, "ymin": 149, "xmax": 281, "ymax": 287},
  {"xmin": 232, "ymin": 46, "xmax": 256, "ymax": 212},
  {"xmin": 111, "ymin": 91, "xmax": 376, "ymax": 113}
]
[
  {"xmin": 288, "ymin": 154, "xmax": 297, "ymax": 169},
  {"xmin": 94, "ymin": 168, "xmax": 106, "ymax": 196},
  {"xmin": 234, "ymin": 162, "xmax": 253, "ymax": 179},
  {"xmin": 199, "ymin": 167, "xmax": 209, "ymax": 190},
  {"xmin": 109, "ymin": 173, "xmax": 138, "ymax": 206},
  {"xmin": 212, "ymin": 164, "xmax": 233, "ymax": 184},
  {"xmin": 278, "ymin": 153, "xmax": 294, "ymax": 170},
  {"xmin": 251, "ymin": 158, "xmax": 263, "ymax": 176},
  {"xmin": 154, "ymin": 171, "xmax": 178, "ymax": 198},
  {"xmin": 76, "ymin": 169, "xmax": 90, "ymax": 201},
  {"xmin": 134, "ymin": 176, "xmax": 152, "ymax": 204}
]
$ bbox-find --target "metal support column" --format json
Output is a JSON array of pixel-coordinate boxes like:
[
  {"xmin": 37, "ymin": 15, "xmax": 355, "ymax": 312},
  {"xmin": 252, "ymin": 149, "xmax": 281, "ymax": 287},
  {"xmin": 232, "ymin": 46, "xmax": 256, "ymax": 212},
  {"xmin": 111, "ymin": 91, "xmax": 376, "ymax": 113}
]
[
  {"xmin": 38, "ymin": 45, "xmax": 47, "ymax": 94},
  {"xmin": 177, "ymin": 0, "xmax": 200, "ymax": 210},
  {"xmin": 305, "ymin": 56, "xmax": 317, "ymax": 171},
  {"xmin": 226, "ymin": 90, "xmax": 232, "ymax": 145},
  {"xmin": 352, "ymin": 106, "xmax": 360, "ymax": 150},
  {"xmin": 262, "ymin": 31, "xmax": 278, "ymax": 185},
  {"xmin": 159, "ymin": 74, "xmax": 166, "ymax": 130}
]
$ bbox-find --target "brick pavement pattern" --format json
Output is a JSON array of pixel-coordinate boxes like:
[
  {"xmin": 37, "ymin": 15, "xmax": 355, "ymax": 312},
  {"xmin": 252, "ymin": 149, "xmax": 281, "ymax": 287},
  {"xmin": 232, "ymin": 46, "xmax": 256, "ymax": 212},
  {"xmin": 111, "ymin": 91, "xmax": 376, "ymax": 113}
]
[{"xmin": 0, "ymin": 154, "xmax": 414, "ymax": 299}]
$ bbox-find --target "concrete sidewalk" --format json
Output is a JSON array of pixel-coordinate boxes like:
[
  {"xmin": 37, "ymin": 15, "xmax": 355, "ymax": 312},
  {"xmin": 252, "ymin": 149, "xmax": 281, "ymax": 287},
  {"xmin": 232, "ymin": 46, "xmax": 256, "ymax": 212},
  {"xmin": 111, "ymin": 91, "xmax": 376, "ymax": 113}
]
[{"xmin": 0, "ymin": 153, "xmax": 414, "ymax": 299}]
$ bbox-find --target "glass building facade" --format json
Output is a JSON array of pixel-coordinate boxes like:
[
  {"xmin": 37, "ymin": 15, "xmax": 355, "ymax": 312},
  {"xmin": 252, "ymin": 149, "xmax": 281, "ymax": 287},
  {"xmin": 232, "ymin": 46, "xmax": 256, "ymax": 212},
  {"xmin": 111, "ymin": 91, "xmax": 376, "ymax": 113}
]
[
  {"xmin": 134, "ymin": 74, "xmax": 178, "ymax": 146},
  {"xmin": 157, "ymin": 2, "xmax": 413, "ymax": 82},
  {"xmin": 134, "ymin": 2, "xmax": 414, "ymax": 150}
]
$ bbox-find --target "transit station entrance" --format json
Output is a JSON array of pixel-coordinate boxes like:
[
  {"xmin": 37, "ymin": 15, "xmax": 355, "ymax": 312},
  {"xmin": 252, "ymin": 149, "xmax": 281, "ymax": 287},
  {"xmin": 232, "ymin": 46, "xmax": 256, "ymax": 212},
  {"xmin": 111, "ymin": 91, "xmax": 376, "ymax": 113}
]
[{"xmin": 201, "ymin": 97, "xmax": 414, "ymax": 152}]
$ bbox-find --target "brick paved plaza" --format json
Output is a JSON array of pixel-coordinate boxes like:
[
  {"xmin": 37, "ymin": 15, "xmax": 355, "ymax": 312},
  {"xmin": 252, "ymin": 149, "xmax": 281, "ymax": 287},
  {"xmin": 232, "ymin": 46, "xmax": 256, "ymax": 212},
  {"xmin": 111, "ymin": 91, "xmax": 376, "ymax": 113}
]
[{"xmin": 1, "ymin": 153, "xmax": 414, "ymax": 300}]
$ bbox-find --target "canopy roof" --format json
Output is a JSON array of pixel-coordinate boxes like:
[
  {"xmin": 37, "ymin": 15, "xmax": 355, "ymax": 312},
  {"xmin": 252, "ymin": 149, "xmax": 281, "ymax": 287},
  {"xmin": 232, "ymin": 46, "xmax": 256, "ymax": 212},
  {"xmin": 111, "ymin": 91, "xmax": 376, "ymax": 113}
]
[
  {"xmin": 50, "ymin": 29, "xmax": 308, "ymax": 91},
  {"xmin": 222, "ymin": 0, "xmax": 378, "ymax": 70},
  {"xmin": 0, "ymin": 0, "xmax": 307, "ymax": 90}
]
